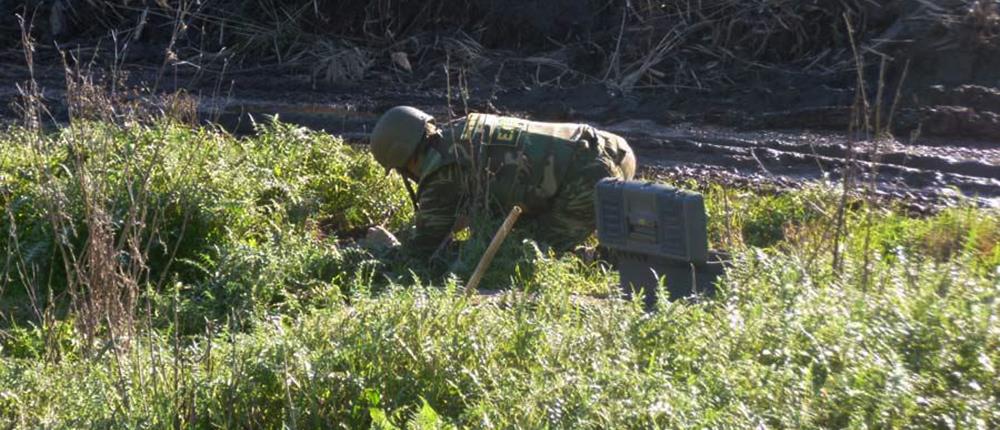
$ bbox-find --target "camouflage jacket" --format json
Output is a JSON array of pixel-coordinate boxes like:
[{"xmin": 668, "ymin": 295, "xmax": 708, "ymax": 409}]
[{"xmin": 407, "ymin": 113, "xmax": 630, "ymax": 254}]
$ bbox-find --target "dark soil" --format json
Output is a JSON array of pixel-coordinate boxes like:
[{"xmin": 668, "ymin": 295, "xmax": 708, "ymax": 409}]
[
  {"xmin": 2, "ymin": 60, "xmax": 999, "ymax": 211},
  {"xmin": 205, "ymin": 70, "xmax": 1000, "ymax": 211}
]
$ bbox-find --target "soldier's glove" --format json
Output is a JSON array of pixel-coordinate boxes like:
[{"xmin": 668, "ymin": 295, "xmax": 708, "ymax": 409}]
[
  {"xmin": 362, "ymin": 226, "xmax": 402, "ymax": 251},
  {"xmin": 522, "ymin": 239, "xmax": 549, "ymax": 261},
  {"xmin": 572, "ymin": 245, "xmax": 599, "ymax": 265}
]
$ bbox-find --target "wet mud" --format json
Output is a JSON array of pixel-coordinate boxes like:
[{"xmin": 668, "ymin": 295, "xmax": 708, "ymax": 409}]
[
  {"xmin": 2, "ymin": 66, "xmax": 998, "ymax": 211},
  {"xmin": 609, "ymin": 121, "xmax": 1000, "ymax": 210},
  {"xmin": 193, "ymin": 77, "xmax": 1000, "ymax": 211}
]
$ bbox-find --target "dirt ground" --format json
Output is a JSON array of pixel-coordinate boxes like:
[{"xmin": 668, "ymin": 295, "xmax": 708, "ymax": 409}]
[{"xmin": 2, "ymin": 57, "xmax": 999, "ymax": 211}]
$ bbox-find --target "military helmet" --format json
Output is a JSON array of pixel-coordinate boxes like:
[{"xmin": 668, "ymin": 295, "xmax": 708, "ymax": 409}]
[{"xmin": 370, "ymin": 106, "xmax": 434, "ymax": 169}]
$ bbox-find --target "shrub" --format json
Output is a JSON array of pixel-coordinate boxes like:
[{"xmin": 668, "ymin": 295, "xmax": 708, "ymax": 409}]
[{"xmin": 0, "ymin": 119, "xmax": 410, "ymax": 333}]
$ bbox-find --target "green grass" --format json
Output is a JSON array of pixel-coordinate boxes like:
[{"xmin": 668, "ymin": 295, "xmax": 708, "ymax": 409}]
[{"xmin": 0, "ymin": 120, "xmax": 998, "ymax": 428}]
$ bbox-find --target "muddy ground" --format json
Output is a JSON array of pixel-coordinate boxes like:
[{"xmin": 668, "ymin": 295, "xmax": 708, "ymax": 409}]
[{"xmin": 2, "ymin": 59, "xmax": 999, "ymax": 211}]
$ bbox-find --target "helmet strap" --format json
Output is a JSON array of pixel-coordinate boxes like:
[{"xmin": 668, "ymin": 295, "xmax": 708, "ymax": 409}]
[{"xmin": 396, "ymin": 167, "xmax": 420, "ymax": 212}]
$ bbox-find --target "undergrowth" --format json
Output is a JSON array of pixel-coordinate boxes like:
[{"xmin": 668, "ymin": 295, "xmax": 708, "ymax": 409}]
[
  {"xmin": 0, "ymin": 119, "xmax": 412, "ymax": 334},
  {"xmin": 0, "ymin": 120, "xmax": 998, "ymax": 429},
  {"xmin": 6, "ymin": 1, "xmax": 998, "ymax": 91}
]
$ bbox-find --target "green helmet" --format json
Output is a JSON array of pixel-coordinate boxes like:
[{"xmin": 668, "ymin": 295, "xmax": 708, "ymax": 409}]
[{"xmin": 370, "ymin": 106, "xmax": 434, "ymax": 169}]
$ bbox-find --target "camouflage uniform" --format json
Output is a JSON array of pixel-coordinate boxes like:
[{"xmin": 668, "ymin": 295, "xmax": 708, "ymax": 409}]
[{"xmin": 408, "ymin": 113, "xmax": 636, "ymax": 254}]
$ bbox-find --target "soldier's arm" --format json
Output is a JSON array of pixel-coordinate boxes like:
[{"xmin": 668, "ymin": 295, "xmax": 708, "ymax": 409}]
[{"xmin": 407, "ymin": 165, "xmax": 464, "ymax": 255}]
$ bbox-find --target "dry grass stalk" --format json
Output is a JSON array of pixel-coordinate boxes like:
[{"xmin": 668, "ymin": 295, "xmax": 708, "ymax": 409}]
[
  {"xmin": 9, "ymin": 13, "xmax": 198, "ymax": 350},
  {"xmin": 14, "ymin": 12, "xmax": 44, "ymax": 131}
]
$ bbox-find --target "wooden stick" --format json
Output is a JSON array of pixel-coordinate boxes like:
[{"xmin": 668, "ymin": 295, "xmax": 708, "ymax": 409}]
[{"xmin": 465, "ymin": 205, "xmax": 523, "ymax": 295}]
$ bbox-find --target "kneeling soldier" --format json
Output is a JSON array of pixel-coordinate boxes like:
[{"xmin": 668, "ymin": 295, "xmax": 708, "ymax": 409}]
[{"xmin": 369, "ymin": 106, "xmax": 636, "ymax": 255}]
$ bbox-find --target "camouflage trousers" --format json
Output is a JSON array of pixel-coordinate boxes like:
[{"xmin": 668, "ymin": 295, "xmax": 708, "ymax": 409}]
[{"xmin": 525, "ymin": 133, "xmax": 636, "ymax": 251}]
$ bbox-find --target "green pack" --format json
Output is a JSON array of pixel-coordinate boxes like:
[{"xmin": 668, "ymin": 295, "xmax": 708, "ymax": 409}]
[{"xmin": 460, "ymin": 113, "xmax": 602, "ymax": 213}]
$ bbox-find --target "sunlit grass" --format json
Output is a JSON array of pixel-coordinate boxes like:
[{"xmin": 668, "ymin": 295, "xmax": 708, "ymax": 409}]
[{"xmin": 1, "ymin": 120, "xmax": 997, "ymax": 428}]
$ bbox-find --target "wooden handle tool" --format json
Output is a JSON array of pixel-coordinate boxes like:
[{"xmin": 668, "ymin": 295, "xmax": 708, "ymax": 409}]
[{"xmin": 465, "ymin": 205, "xmax": 523, "ymax": 295}]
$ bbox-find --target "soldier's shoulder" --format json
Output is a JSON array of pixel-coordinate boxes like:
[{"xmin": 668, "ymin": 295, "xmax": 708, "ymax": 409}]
[{"xmin": 418, "ymin": 152, "xmax": 468, "ymax": 184}]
